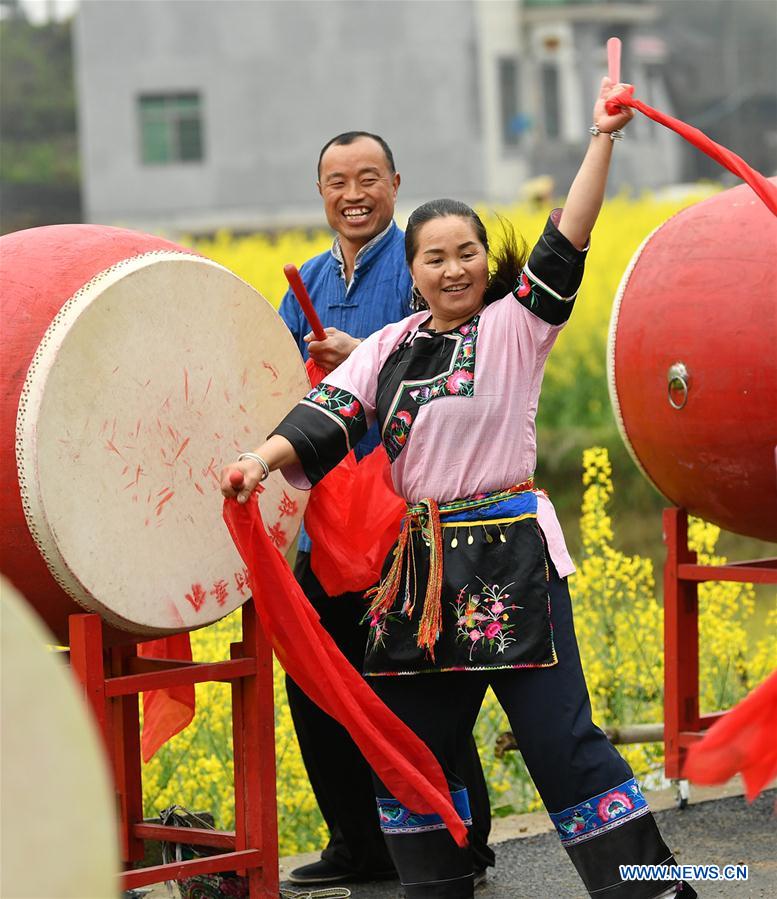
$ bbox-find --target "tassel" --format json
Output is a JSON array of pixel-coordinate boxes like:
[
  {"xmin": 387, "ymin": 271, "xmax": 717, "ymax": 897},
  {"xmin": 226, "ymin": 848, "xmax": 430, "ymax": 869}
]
[
  {"xmin": 416, "ymin": 499, "xmax": 444, "ymax": 660},
  {"xmin": 366, "ymin": 518, "xmax": 411, "ymax": 619},
  {"xmin": 404, "ymin": 531, "xmax": 418, "ymax": 619}
]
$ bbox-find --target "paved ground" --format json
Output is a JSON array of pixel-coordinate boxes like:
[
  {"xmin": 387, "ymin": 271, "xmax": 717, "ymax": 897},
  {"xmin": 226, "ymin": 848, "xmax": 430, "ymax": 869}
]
[
  {"xmin": 306, "ymin": 790, "xmax": 775, "ymax": 899},
  {"xmin": 143, "ymin": 781, "xmax": 775, "ymax": 899},
  {"xmin": 278, "ymin": 785, "xmax": 776, "ymax": 899}
]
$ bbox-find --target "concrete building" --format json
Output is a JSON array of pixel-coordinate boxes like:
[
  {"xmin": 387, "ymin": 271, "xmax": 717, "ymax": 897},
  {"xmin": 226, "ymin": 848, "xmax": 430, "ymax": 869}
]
[{"xmin": 74, "ymin": 0, "xmax": 681, "ymax": 234}]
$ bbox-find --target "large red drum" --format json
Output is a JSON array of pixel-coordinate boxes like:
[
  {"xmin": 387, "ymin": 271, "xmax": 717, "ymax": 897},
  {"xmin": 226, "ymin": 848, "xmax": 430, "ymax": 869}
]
[
  {"xmin": 608, "ymin": 181, "xmax": 777, "ymax": 543},
  {"xmin": 1, "ymin": 225, "xmax": 309, "ymax": 644}
]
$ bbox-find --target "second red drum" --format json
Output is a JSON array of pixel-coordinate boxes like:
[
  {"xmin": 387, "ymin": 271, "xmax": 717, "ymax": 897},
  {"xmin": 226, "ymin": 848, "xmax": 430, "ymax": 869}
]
[{"xmin": 608, "ymin": 180, "xmax": 777, "ymax": 544}]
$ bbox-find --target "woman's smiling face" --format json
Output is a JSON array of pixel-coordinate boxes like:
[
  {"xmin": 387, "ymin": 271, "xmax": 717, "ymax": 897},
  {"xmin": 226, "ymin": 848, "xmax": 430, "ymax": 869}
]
[{"xmin": 410, "ymin": 215, "xmax": 489, "ymax": 332}]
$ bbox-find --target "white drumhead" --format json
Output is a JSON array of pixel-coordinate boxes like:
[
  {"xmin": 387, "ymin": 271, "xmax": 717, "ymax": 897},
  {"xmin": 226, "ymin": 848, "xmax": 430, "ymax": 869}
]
[
  {"xmin": 1, "ymin": 577, "xmax": 119, "ymax": 898},
  {"xmin": 16, "ymin": 252, "xmax": 309, "ymax": 635}
]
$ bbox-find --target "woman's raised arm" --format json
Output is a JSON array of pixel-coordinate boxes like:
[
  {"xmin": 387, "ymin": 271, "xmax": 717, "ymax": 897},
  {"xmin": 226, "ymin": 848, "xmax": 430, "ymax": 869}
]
[{"xmin": 558, "ymin": 77, "xmax": 634, "ymax": 251}]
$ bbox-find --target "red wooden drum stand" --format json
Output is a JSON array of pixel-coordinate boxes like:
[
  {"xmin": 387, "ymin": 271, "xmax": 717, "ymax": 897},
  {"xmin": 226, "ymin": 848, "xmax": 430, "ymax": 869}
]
[
  {"xmin": 663, "ymin": 507, "xmax": 777, "ymax": 796},
  {"xmin": 68, "ymin": 601, "xmax": 279, "ymax": 897}
]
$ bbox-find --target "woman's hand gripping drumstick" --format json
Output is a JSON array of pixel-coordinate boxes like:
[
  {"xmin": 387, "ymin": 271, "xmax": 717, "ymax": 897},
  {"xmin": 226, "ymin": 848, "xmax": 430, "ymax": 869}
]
[
  {"xmin": 557, "ymin": 38, "xmax": 633, "ymax": 251},
  {"xmin": 220, "ymin": 434, "xmax": 300, "ymax": 503}
]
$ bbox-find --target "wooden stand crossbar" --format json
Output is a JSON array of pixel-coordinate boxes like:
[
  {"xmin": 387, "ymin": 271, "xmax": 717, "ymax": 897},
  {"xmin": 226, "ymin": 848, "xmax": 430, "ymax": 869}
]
[
  {"xmin": 663, "ymin": 507, "xmax": 777, "ymax": 784},
  {"xmin": 68, "ymin": 602, "xmax": 279, "ymax": 897}
]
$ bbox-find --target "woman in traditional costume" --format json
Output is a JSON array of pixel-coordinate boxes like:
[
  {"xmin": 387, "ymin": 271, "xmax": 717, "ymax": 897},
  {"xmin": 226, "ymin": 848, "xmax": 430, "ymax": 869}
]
[{"xmin": 222, "ymin": 79, "xmax": 694, "ymax": 899}]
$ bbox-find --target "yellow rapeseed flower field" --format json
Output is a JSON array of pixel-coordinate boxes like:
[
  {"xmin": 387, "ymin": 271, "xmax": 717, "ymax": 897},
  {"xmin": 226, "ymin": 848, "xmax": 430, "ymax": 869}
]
[{"xmin": 142, "ymin": 197, "xmax": 775, "ymax": 856}]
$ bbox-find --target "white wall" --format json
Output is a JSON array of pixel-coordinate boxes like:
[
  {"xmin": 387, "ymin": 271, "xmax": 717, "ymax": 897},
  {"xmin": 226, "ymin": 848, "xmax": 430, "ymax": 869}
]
[{"xmin": 75, "ymin": 0, "xmax": 486, "ymax": 229}]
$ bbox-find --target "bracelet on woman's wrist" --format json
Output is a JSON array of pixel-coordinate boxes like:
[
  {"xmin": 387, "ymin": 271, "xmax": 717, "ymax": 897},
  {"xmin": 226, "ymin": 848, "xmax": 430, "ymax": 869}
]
[
  {"xmin": 589, "ymin": 123, "xmax": 624, "ymax": 141},
  {"xmin": 237, "ymin": 452, "xmax": 270, "ymax": 481}
]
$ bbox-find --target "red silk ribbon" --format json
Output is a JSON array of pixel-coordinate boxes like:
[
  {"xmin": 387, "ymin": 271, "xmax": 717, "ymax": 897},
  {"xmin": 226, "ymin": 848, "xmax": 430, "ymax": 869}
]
[
  {"xmin": 139, "ymin": 634, "xmax": 195, "ymax": 762},
  {"xmin": 605, "ymin": 87, "xmax": 777, "ymax": 217},
  {"xmin": 223, "ymin": 496, "xmax": 469, "ymax": 847},
  {"xmin": 306, "ymin": 445, "xmax": 405, "ymax": 596},
  {"xmin": 305, "ymin": 355, "xmax": 328, "ymax": 390},
  {"xmin": 684, "ymin": 669, "xmax": 777, "ymax": 802}
]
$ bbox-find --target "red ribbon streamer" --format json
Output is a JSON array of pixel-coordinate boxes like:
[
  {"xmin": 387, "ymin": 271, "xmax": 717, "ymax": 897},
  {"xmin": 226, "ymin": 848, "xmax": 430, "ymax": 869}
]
[
  {"xmin": 605, "ymin": 87, "xmax": 777, "ymax": 217},
  {"xmin": 139, "ymin": 634, "xmax": 195, "ymax": 762},
  {"xmin": 306, "ymin": 445, "xmax": 405, "ymax": 595},
  {"xmin": 684, "ymin": 669, "xmax": 777, "ymax": 802},
  {"xmin": 223, "ymin": 497, "xmax": 469, "ymax": 847},
  {"xmin": 305, "ymin": 355, "xmax": 328, "ymax": 389}
]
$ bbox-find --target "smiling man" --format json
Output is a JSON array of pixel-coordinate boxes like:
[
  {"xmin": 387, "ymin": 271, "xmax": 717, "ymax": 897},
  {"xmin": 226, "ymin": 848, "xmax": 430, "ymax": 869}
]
[
  {"xmin": 280, "ymin": 132, "xmax": 409, "ymax": 369},
  {"xmin": 277, "ymin": 132, "xmax": 495, "ymax": 888}
]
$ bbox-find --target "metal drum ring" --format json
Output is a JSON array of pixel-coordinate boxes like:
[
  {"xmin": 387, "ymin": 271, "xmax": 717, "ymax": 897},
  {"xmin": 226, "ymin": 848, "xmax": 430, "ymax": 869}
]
[{"xmin": 667, "ymin": 362, "xmax": 689, "ymax": 410}]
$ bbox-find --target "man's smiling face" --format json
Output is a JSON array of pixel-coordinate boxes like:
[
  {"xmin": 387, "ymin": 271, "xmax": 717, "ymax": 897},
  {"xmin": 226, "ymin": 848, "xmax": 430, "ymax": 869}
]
[{"xmin": 317, "ymin": 137, "xmax": 400, "ymax": 248}]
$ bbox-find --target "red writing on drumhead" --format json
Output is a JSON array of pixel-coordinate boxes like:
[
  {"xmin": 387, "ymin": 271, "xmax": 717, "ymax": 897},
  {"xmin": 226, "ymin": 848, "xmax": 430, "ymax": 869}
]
[
  {"xmin": 268, "ymin": 522, "xmax": 288, "ymax": 548},
  {"xmin": 278, "ymin": 491, "xmax": 298, "ymax": 518},
  {"xmin": 234, "ymin": 567, "xmax": 251, "ymax": 596},
  {"xmin": 211, "ymin": 579, "xmax": 229, "ymax": 606},
  {"xmin": 185, "ymin": 583, "xmax": 207, "ymax": 612}
]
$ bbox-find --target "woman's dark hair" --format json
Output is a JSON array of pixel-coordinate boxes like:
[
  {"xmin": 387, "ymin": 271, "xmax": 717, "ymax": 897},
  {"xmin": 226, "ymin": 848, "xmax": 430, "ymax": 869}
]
[{"xmin": 404, "ymin": 199, "xmax": 527, "ymax": 308}]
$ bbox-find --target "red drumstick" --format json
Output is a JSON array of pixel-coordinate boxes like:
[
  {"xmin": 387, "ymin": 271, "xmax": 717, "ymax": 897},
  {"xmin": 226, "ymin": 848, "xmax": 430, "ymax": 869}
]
[
  {"xmin": 229, "ymin": 469, "xmax": 245, "ymax": 490},
  {"xmin": 607, "ymin": 37, "xmax": 621, "ymax": 84},
  {"xmin": 283, "ymin": 264, "xmax": 327, "ymax": 341}
]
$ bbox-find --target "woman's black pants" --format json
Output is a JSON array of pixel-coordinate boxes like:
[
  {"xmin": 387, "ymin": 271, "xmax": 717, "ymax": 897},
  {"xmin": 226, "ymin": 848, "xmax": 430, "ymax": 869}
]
[
  {"xmin": 285, "ymin": 551, "xmax": 494, "ymax": 878},
  {"xmin": 370, "ymin": 571, "xmax": 689, "ymax": 899}
]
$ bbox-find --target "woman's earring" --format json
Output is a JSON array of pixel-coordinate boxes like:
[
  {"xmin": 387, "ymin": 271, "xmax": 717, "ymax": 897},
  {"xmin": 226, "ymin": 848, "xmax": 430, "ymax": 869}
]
[{"xmin": 411, "ymin": 285, "xmax": 427, "ymax": 310}]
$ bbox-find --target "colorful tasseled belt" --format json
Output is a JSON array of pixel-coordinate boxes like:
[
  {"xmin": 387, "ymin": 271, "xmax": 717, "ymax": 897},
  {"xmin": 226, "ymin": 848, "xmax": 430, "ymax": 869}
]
[{"xmin": 365, "ymin": 478, "xmax": 537, "ymax": 660}]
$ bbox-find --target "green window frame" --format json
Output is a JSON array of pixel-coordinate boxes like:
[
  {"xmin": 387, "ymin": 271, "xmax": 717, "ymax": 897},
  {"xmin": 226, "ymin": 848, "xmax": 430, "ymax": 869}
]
[{"xmin": 139, "ymin": 93, "xmax": 204, "ymax": 165}]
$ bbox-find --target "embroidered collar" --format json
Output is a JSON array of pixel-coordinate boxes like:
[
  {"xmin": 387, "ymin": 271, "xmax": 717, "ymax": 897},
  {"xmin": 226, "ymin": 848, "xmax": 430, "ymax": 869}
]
[
  {"xmin": 416, "ymin": 307, "xmax": 484, "ymax": 337},
  {"xmin": 379, "ymin": 314, "xmax": 481, "ymax": 463}
]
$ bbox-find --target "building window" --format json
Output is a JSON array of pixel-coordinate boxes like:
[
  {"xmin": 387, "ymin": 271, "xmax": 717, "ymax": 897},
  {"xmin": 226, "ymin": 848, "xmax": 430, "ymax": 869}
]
[
  {"xmin": 139, "ymin": 93, "xmax": 203, "ymax": 165},
  {"xmin": 540, "ymin": 63, "xmax": 560, "ymax": 140}
]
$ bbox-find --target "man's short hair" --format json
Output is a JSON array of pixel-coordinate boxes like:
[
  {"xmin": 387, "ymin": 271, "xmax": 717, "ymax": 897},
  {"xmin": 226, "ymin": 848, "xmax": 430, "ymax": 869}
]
[{"xmin": 317, "ymin": 131, "xmax": 396, "ymax": 178}]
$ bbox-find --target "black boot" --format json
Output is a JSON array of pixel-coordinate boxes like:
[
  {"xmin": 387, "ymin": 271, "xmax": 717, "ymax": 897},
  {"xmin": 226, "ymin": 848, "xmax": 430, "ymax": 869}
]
[{"xmin": 383, "ymin": 826, "xmax": 474, "ymax": 899}]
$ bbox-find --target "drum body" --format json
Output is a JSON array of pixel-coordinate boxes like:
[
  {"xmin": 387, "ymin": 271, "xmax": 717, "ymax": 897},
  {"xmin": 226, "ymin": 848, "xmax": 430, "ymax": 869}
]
[
  {"xmin": 1, "ymin": 225, "xmax": 309, "ymax": 643},
  {"xmin": 608, "ymin": 181, "xmax": 777, "ymax": 543}
]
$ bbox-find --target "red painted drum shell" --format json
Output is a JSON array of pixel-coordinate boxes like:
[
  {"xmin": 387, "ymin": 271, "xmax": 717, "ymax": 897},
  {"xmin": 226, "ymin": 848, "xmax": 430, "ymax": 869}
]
[
  {"xmin": 1, "ymin": 225, "xmax": 309, "ymax": 644},
  {"xmin": 608, "ymin": 180, "xmax": 777, "ymax": 544}
]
